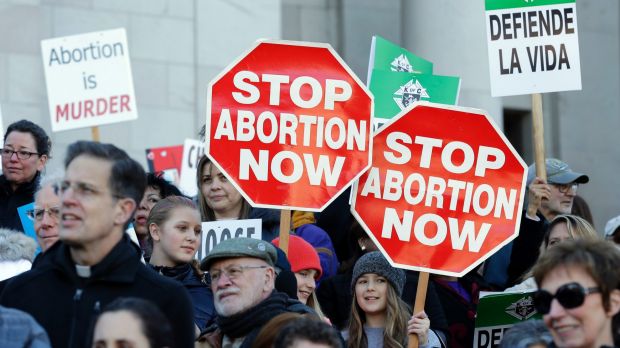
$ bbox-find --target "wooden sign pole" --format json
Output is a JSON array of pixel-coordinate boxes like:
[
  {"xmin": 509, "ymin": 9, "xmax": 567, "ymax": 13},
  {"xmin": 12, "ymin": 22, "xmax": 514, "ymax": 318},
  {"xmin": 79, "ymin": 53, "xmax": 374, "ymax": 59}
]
[
  {"xmin": 91, "ymin": 126, "xmax": 100, "ymax": 142},
  {"xmin": 531, "ymin": 93, "xmax": 547, "ymax": 179},
  {"xmin": 279, "ymin": 209, "xmax": 291, "ymax": 256},
  {"xmin": 408, "ymin": 271, "xmax": 429, "ymax": 348}
]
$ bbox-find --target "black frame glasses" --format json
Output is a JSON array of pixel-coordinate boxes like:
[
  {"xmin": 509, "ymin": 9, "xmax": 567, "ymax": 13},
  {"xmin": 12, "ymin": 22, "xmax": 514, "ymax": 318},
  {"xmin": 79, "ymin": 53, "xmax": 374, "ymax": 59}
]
[
  {"xmin": 0, "ymin": 148, "xmax": 41, "ymax": 160},
  {"xmin": 533, "ymin": 282, "xmax": 600, "ymax": 314},
  {"xmin": 551, "ymin": 183, "xmax": 579, "ymax": 194}
]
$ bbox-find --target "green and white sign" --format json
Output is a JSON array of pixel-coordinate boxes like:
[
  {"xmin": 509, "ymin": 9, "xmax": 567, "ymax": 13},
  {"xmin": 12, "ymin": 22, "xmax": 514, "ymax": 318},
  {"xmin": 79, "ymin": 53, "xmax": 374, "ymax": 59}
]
[
  {"xmin": 485, "ymin": 0, "xmax": 581, "ymax": 96},
  {"xmin": 367, "ymin": 35, "xmax": 433, "ymax": 84},
  {"xmin": 369, "ymin": 69, "xmax": 460, "ymax": 121},
  {"xmin": 474, "ymin": 291, "xmax": 543, "ymax": 348}
]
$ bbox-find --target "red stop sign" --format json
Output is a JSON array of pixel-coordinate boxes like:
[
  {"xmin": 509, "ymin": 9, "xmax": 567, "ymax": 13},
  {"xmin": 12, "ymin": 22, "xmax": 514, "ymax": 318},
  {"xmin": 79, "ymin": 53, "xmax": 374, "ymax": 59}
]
[
  {"xmin": 351, "ymin": 102, "xmax": 527, "ymax": 276},
  {"xmin": 206, "ymin": 40, "xmax": 372, "ymax": 211}
]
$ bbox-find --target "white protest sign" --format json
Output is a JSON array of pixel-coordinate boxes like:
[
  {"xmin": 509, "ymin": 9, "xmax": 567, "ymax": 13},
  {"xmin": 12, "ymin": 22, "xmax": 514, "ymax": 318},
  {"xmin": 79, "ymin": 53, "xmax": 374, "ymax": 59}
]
[
  {"xmin": 195, "ymin": 219, "xmax": 262, "ymax": 262},
  {"xmin": 485, "ymin": 0, "xmax": 581, "ymax": 96},
  {"xmin": 41, "ymin": 28, "xmax": 138, "ymax": 131},
  {"xmin": 179, "ymin": 138, "xmax": 205, "ymax": 197}
]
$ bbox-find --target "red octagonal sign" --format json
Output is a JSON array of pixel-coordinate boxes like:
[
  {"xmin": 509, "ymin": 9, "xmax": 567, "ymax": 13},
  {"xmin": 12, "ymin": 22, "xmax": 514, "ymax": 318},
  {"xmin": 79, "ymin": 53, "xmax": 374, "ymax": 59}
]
[
  {"xmin": 206, "ymin": 40, "xmax": 372, "ymax": 211},
  {"xmin": 351, "ymin": 102, "xmax": 527, "ymax": 277}
]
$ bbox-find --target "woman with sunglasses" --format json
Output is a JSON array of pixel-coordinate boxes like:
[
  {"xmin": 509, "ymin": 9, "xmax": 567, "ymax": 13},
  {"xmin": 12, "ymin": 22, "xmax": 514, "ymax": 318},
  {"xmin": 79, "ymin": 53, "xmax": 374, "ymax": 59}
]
[
  {"xmin": 532, "ymin": 238, "xmax": 620, "ymax": 348},
  {"xmin": 506, "ymin": 214, "xmax": 599, "ymax": 292}
]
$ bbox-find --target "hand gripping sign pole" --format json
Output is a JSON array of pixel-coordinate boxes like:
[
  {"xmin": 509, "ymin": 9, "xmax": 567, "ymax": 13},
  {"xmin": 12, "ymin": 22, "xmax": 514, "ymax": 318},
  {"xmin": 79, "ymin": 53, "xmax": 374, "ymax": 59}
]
[{"xmin": 409, "ymin": 272, "xmax": 430, "ymax": 347}]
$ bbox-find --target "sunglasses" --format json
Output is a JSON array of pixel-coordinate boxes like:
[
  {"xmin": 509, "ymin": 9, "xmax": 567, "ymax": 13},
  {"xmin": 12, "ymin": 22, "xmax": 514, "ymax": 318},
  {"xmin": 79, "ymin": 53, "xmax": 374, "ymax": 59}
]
[{"xmin": 533, "ymin": 282, "xmax": 600, "ymax": 314}]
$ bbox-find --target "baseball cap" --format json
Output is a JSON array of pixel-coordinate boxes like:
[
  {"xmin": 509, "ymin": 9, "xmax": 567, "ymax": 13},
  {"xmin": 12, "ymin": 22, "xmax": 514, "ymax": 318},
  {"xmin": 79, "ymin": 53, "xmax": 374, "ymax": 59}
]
[
  {"xmin": 200, "ymin": 237, "xmax": 277, "ymax": 270},
  {"xmin": 605, "ymin": 215, "xmax": 620, "ymax": 237},
  {"xmin": 527, "ymin": 158, "xmax": 589, "ymax": 185}
]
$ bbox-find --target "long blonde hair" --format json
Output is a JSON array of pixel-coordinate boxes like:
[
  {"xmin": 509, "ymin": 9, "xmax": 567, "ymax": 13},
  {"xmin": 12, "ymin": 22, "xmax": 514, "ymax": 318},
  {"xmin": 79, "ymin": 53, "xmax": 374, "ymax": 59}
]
[
  {"xmin": 347, "ymin": 278, "xmax": 410, "ymax": 348},
  {"xmin": 519, "ymin": 214, "xmax": 599, "ymax": 282}
]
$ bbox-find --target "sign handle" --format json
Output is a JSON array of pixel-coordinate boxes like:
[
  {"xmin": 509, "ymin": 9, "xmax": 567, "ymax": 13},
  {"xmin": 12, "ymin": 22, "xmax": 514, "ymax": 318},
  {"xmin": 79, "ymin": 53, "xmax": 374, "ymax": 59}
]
[
  {"xmin": 91, "ymin": 126, "xmax": 100, "ymax": 143},
  {"xmin": 279, "ymin": 209, "xmax": 291, "ymax": 256},
  {"xmin": 531, "ymin": 93, "xmax": 546, "ymax": 180},
  {"xmin": 408, "ymin": 271, "xmax": 429, "ymax": 348}
]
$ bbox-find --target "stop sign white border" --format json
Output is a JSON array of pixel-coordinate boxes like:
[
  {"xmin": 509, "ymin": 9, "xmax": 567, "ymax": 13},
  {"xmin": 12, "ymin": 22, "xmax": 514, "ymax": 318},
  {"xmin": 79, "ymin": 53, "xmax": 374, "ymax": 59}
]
[
  {"xmin": 351, "ymin": 101, "xmax": 527, "ymax": 277},
  {"xmin": 205, "ymin": 39, "xmax": 374, "ymax": 212}
]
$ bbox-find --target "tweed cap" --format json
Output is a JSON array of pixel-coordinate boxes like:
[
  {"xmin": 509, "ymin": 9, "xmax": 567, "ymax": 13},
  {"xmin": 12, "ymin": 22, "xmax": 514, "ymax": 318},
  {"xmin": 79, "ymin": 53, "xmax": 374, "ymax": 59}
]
[
  {"xmin": 200, "ymin": 237, "xmax": 277, "ymax": 270},
  {"xmin": 351, "ymin": 251, "xmax": 406, "ymax": 296}
]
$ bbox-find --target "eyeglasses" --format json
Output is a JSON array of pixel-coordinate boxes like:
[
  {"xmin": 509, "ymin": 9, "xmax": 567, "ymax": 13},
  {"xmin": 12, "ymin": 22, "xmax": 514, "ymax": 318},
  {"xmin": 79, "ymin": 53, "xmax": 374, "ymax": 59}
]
[
  {"xmin": 26, "ymin": 207, "xmax": 61, "ymax": 221},
  {"xmin": 53, "ymin": 180, "xmax": 122, "ymax": 199},
  {"xmin": 209, "ymin": 265, "xmax": 268, "ymax": 282},
  {"xmin": 551, "ymin": 183, "xmax": 579, "ymax": 194},
  {"xmin": 0, "ymin": 148, "xmax": 40, "ymax": 160},
  {"xmin": 533, "ymin": 282, "xmax": 600, "ymax": 314}
]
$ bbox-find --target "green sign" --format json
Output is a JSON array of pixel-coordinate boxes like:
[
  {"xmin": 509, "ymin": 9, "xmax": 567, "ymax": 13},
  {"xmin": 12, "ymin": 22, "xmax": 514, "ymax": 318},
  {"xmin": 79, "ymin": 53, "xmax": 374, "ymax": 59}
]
[
  {"xmin": 369, "ymin": 69, "xmax": 460, "ymax": 120},
  {"xmin": 367, "ymin": 35, "xmax": 433, "ymax": 84},
  {"xmin": 485, "ymin": 0, "xmax": 575, "ymax": 11},
  {"xmin": 474, "ymin": 291, "xmax": 543, "ymax": 348}
]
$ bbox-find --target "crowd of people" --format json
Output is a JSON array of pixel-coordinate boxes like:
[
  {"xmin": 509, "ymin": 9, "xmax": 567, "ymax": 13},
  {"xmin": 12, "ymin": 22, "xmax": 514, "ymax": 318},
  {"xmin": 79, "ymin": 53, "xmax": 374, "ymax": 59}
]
[{"xmin": 0, "ymin": 118, "xmax": 619, "ymax": 348}]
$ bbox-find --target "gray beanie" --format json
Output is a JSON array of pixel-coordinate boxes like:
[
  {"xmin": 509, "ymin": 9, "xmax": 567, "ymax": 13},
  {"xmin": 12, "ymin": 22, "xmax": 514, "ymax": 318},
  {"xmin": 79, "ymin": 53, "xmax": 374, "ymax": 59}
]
[{"xmin": 351, "ymin": 251, "xmax": 406, "ymax": 296}]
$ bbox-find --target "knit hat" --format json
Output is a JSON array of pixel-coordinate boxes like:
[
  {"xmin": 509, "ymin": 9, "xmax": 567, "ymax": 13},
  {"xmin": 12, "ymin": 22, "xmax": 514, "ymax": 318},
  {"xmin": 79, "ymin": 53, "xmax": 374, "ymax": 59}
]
[
  {"xmin": 351, "ymin": 251, "xmax": 405, "ymax": 296},
  {"xmin": 272, "ymin": 235, "xmax": 322, "ymax": 279}
]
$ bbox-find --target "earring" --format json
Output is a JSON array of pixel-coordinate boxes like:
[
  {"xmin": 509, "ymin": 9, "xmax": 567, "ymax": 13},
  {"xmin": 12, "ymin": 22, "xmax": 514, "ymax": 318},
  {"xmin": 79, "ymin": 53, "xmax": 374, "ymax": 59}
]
[{"xmin": 360, "ymin": 244, "xmax": 366, "ymax": 251}]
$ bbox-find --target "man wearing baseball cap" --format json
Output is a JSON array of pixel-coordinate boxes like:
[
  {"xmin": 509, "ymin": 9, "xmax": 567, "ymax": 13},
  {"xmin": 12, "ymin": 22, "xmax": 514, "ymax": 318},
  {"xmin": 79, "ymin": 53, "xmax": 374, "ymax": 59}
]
[
  {"xmin": 506, "ymin": 158, "xmax": 589, "ymax": 286},
  {"xmin": 605, "ymin": 215, "xmax": 620, "ymax": 245},
  {"xmin": 198, "ymin": 238, "xmax": 313, "ymax": 347}
]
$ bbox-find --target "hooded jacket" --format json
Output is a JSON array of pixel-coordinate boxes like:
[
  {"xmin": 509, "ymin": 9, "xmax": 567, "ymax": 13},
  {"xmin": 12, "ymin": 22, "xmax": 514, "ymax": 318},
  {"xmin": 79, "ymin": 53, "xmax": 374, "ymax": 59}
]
[{"xmin": 0, "ymin": 235, "xmax": 195, "ymax": 348}]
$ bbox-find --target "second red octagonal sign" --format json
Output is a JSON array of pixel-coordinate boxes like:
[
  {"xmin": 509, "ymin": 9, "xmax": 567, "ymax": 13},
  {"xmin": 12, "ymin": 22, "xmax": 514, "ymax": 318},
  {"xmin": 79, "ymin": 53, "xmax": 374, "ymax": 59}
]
[
  {"xmin": 206, "ymin": 40, "xmax": 373, "ymax": 211},
  {"xmin": 352, "ymin": 102, "xmax": 527, "ymax": 277}
]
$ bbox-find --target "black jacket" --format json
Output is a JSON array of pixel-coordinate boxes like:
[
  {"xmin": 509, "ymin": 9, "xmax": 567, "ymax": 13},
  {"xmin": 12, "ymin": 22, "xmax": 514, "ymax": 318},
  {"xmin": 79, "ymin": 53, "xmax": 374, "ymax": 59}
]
[
  {"xmin": 0, "ymin": 235, "xmax": 195, "ymax": 348},
  {"xmin": 149, "ymin": 263, "xmax": 216, "ymax": 332},
  {"xmin": 0, "ymin": 173, "xmax": 39, "ymax": 232},
  {"xmin": 506, "ymin": 211, "xmax": 549, "ymax": 286}
]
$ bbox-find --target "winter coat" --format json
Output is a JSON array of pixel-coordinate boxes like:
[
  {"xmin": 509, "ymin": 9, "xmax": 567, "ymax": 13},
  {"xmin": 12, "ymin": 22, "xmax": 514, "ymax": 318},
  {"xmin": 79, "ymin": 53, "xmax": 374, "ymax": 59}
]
[
  {"xmin": 0, "ymin": 174, "xmax": 39, "ymax": 232},
  {"xmin": 0, "ymin": 235, "xmax": 195, "ymax": 348},
  {"xmin": 149, "ymin": 263, "xmax": 216, "ymax": 331}
]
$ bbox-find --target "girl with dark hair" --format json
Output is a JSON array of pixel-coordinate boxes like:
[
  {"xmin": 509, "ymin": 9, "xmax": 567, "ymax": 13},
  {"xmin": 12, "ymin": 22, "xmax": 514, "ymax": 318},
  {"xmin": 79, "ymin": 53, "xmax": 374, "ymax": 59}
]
[
  {"xmin": 147, "ymin": 196, "xmax": 215, "ymax": 336},
  {"xmin": 346, "ymin": 251, "xmax": 440, "ymax": 348},
  {"xmin": 92, "ymin": 297, "xmax": 173, "ymax": 348}
]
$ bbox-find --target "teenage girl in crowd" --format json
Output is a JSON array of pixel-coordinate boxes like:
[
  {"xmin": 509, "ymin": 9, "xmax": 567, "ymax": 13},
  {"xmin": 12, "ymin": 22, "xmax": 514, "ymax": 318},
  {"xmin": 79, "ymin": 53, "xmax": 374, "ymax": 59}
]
[
  {"xmin": 346, "ymin": 251, "xmax": 441, "ymax": 348},
  {"xmin": 272, "ymin": 235, "xmax": 327, "ymax": 320},
  {"xmin": 147, "ymin": 196, "xmax": 215, "ymax": 336}
]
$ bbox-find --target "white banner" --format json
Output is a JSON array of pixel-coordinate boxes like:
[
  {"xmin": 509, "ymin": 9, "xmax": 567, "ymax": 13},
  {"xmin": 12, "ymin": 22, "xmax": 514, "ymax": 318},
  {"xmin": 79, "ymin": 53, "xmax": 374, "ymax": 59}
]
[
  {"xmin": 195, "ymin": 219, "xmax": 262, "ymax": 261},
  {"xmin": 41, "ymin": 28, "xmax": 138, "ymax": 131}
]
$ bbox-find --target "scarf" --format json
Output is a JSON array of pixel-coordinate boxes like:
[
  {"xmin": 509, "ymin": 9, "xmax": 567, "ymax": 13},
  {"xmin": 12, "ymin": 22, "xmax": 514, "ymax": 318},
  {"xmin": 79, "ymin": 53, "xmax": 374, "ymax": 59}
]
[
  {"xmin": 151, "ymin": 263, "xmax": 192, "ymax": 281},
  {"xmin": 216, "ymin": 291, "xmax": 288, "ymax": 339}
]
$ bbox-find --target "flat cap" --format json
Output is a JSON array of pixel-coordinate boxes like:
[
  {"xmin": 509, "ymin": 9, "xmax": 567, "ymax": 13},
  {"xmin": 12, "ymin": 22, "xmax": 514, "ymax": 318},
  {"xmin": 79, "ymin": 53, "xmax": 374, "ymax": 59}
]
[{"xmin": 200, "ymin": 237, "xmax": 277, "ymax": 270}]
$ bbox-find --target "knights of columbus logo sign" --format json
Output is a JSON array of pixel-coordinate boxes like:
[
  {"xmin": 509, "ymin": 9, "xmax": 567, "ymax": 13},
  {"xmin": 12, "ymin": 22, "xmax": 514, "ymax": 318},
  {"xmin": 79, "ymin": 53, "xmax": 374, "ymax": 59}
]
[
  {"xmin": 505, "ymin": 295, "xmax": 537, "ymax": 321},
  {"xmin": 393, "ymin": 80, "xmax": 430, "ymax": 110},
  {"xmin": 390, "ymin": 54, "xmax": 414, "ymax": 72}
]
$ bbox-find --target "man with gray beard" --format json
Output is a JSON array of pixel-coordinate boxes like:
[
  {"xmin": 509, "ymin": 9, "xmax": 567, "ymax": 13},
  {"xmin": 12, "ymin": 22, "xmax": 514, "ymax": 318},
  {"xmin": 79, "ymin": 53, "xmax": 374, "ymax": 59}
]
[{"xmin": 198, "ymin": 238, "xmax": 314, "ymax": 348}]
